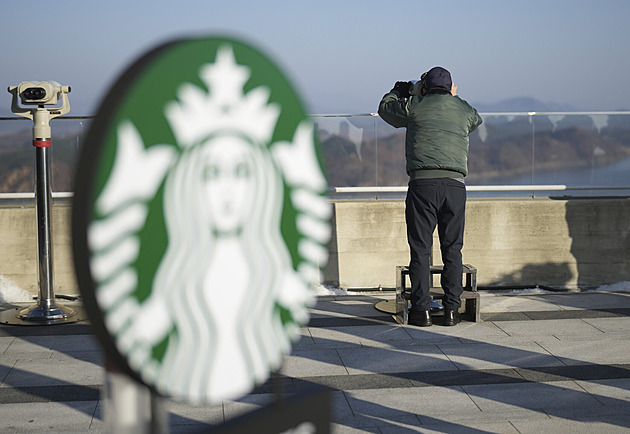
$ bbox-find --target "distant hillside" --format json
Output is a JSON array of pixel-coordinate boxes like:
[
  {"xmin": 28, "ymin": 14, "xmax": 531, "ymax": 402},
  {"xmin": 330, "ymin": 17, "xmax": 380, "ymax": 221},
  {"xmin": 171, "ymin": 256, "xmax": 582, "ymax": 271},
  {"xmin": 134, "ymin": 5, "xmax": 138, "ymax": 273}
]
[
  {"xmin": 1, "ymin": 96, "xmax": 626, "ymax": 117},
  {"xmin": 472, "ymin": 97, "xmax": 576, "ymax": 113}
]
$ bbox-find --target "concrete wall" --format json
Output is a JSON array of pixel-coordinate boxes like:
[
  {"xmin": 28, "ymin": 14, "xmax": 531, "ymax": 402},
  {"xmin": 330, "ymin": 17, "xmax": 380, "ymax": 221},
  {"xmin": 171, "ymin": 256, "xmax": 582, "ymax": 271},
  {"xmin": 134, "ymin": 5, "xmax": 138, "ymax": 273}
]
[
  {"xmin": 323, "ymin": 197, "xmax": 630, "ymax": 290},
  {"xmin": 1, "ymin": 197, "xmax": 628, "ymax": 297},
  {"xmin": 0, "ymin": 202, "xmax": 78, "ymax": 296}
]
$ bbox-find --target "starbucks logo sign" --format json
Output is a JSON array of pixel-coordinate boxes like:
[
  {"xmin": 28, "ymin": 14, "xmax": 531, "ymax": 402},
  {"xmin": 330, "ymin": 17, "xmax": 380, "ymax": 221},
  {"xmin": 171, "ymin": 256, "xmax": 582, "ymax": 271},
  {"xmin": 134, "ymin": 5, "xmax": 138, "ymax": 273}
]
[{"xmin": 73, "ymin": 38, "xmax": 331, "ymax": 404}]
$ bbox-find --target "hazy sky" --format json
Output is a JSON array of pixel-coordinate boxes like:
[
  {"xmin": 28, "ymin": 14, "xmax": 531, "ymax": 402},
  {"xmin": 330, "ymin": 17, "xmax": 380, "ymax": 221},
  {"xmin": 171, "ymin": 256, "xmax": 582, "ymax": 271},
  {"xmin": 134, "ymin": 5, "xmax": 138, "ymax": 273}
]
[{"xmin": 2, "ymin": 0, "xmax": 629, "ymax": 115}]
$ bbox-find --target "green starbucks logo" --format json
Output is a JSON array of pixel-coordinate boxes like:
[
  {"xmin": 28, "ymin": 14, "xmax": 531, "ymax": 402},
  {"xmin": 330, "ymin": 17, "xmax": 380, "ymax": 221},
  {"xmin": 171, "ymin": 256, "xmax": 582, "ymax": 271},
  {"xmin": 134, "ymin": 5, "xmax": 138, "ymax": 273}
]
[{"xmin": 73, "ymin": 39, "xmax": 330, "ymax": 404}]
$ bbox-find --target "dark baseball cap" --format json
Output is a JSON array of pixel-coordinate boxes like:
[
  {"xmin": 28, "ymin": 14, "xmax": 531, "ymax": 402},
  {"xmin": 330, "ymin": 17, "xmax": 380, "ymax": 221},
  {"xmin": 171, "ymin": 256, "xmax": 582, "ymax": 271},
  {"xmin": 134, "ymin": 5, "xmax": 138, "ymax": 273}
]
[{"xmin": 422, "ymin": 67, "xmax": 452, "ymax": 91}]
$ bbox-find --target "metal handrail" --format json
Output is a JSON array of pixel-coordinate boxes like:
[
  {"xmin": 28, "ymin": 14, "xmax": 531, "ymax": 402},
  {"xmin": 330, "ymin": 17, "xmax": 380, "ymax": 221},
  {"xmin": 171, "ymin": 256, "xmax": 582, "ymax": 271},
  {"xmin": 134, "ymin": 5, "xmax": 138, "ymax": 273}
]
[
  {"xmin": 330, "ymin": 185, "xmax": 630, "ymax": 193},
  {"xmin": 2, "ymin": 183, "xmax": 629, "ymax": 201},
  {"xmin": 0, "ymin": 192, "xmax": 74, "ymax": 199},
  {"xmin": 476, "ymin": 111, "xmax": 630, "ymax": 117},
  {"xmin": 4, "ymin": 111, "xmax": 630, "ymax": 120}
]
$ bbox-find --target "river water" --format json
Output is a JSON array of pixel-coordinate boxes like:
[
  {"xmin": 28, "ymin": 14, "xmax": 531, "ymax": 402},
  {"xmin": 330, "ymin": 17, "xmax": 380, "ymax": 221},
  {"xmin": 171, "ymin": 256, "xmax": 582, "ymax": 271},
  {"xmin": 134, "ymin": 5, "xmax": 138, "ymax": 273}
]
[{"xmin": 469, "ymin": 155, "xmax": 630, "ymax": 198}]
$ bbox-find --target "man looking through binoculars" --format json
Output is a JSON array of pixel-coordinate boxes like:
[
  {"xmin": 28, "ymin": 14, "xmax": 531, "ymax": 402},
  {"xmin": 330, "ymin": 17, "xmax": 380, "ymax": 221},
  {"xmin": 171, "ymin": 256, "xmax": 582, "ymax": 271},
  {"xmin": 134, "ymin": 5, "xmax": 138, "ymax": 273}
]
[{"xmin": 378, "ymin": 66, "xmax": 482, "ymax": 327}]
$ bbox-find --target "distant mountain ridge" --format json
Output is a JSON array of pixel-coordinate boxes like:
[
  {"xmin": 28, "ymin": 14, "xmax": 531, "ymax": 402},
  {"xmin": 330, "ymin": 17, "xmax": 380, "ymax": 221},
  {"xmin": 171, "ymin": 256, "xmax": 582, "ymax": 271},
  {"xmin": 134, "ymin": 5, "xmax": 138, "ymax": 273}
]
[
  {"xmin": 1, "ymin": 96, "xmax": 626, "ymax": 116},
  {"xmin": 471, "ymin": 97, "xmax": 577, "ymax": 113}
]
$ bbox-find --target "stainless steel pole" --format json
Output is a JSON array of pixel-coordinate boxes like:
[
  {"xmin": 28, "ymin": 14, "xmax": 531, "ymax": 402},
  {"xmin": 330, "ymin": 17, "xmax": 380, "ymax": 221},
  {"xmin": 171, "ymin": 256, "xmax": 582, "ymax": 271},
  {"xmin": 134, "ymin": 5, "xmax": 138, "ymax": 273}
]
[
  {"xmin": 18, "ymin": 109, "xmax": 75, "ymax": 322},
  {"xmin": 35, "ymin": 144, "xmax": 54, "ymax": 309}
]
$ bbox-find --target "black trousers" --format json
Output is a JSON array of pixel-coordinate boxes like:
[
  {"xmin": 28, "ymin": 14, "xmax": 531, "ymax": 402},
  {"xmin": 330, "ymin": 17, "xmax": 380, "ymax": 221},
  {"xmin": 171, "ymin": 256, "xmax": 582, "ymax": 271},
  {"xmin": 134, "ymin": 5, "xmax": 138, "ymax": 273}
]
[{"xmin": 405, "ymin": 178, "xmax": 466, "ymax": 311}]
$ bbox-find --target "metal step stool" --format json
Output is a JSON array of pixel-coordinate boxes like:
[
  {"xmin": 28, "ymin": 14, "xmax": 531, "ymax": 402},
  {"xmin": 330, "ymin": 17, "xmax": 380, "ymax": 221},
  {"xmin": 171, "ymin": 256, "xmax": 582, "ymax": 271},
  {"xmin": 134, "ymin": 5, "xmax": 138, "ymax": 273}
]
[{"xmin": 394, "ymin": 264, "xmax": 480, "ymax": 325}]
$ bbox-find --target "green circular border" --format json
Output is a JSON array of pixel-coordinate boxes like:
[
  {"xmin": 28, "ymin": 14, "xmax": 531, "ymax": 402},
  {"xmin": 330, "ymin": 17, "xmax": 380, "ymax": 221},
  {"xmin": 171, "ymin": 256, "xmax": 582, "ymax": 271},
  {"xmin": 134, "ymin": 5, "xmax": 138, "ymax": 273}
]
[{"xmin": 72, "ymin": 36, "xmax": 327, "ymax": 396}]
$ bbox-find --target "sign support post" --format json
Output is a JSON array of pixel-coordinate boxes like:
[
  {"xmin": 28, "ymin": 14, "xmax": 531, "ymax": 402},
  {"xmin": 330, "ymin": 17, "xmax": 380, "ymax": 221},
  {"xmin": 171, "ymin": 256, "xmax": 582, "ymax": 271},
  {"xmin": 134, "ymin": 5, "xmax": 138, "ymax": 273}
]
[{"xmin": 103, "ymin": 356, "xmax": 168, "ymax": 434}]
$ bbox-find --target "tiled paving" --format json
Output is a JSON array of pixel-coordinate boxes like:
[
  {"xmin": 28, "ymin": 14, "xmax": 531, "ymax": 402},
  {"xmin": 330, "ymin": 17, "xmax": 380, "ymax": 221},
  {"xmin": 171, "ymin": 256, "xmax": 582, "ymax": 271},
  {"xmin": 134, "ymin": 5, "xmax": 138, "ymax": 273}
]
[{"xmin": 0, "ymin": 290, "xmax": 629, "ymax": 432}]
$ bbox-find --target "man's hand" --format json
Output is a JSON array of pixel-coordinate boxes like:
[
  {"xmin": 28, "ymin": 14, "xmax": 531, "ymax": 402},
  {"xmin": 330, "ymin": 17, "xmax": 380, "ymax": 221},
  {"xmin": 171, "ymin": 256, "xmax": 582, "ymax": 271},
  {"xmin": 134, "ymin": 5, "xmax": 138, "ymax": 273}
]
[
  {"xmin": 451, "ymin": 82, "xmax": 458, "ymax": 96},
  {"xmin": 393, "ymin": 81, "xmax": 412, "ymax": 99}
]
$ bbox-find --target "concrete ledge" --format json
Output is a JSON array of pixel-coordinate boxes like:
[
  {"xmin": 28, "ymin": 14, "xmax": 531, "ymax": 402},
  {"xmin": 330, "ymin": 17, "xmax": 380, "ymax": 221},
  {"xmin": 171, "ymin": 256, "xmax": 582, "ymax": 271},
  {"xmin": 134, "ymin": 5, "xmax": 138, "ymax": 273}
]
[
  {"xmin": 1, "ymin": 197, "xmax": 629, "ymax": 296},
  {"xmin": 0, "ymin": 202, "xmax": 77, "ymax": 296},
  {"xmin": 323, "ymin": 197, "xmax": 630, "ymax": 289}
]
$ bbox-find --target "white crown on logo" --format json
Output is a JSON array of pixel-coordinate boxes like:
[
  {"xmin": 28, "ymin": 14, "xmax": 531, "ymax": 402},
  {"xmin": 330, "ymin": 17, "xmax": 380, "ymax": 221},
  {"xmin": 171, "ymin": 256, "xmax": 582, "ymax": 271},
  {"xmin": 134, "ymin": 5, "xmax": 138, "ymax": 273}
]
[{"xmin": 165, "ymin": 46, "xmax": 281, "ymax": 148}]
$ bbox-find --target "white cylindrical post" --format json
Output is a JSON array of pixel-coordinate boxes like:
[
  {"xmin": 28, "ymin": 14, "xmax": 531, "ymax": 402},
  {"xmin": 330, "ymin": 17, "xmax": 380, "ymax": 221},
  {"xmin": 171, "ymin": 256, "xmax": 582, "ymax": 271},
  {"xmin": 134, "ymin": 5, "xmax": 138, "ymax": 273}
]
[{"xmin": 103, "ymin": 358, "xmax": 169, "ymax": 434}]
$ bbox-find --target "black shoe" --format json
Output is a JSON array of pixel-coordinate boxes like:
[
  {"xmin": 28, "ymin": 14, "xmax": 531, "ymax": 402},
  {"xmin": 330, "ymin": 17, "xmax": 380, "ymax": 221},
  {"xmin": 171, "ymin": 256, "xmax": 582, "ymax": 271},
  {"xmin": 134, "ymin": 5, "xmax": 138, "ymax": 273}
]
[
  {"xmin": 443, "ymin": 309, "xmax": 461, "ymax": 326},
  {"xmin": 408, "ymin": 310, "xmax": 432, "ymax": 327}
]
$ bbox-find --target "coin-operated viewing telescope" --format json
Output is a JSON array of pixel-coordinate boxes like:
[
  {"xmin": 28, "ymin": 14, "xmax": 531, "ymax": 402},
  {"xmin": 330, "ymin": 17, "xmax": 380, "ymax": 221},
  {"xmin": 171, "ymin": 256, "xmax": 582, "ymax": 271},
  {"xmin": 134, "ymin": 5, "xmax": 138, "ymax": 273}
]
[
  {"xmin": 8, "ymin": 81, "xmax": 71, "ymax": 145},
  {"xmin": 13, "ymin": 81, "xmax": 70, "ymax": 105},
  {"xmin": 6, "ymin": 81, "xmax": 79, "ymax": 324}
]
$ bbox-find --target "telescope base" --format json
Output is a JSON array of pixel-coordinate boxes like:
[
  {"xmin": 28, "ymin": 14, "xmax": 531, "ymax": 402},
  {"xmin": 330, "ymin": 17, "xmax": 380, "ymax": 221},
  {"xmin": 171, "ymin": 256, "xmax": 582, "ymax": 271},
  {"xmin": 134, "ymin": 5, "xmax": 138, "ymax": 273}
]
[{"xmin": 0, "ymin": 303, "xmax": 88, "ymax": 325}]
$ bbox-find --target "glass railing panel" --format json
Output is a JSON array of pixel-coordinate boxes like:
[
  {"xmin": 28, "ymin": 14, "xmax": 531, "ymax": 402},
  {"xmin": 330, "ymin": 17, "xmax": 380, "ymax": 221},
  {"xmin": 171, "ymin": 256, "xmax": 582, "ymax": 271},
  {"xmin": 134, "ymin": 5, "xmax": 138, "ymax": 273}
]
[
  {"xmin": 0, "ymin": 118, "xmax": 33, "ymax": 193},
  {"xmin": 0, "ymin": 117, "xmax": 90, "ymax": 194},
  {"xmin": 1, "ymin": 112, "xmax": 629, "ymax": 197},
  {"xmin": 314, "ymin": 115, "xmax": 378, "ymax": 187},
  {"xmin": 374, "ymin": 117, "xmax": 408, "ymax": 187},
  {"xmin": 49, "ymin": 118, "xmax": 91, "ymax": 192},
  {"xmin": 531, "ymin": 114, "xmax": 630, "ymax": 192},
  {"xmin": 467, "ymin": 114, "xmax": 534, "ymax": 187}
]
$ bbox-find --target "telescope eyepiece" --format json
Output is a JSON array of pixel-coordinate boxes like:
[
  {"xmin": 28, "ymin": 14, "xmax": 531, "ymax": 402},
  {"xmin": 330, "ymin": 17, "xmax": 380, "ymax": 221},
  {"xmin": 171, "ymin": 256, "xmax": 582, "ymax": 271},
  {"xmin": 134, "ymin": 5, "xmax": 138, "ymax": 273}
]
[{"xmin": 21, "ymin": 87, "xmax": 47, "ymax": 101}]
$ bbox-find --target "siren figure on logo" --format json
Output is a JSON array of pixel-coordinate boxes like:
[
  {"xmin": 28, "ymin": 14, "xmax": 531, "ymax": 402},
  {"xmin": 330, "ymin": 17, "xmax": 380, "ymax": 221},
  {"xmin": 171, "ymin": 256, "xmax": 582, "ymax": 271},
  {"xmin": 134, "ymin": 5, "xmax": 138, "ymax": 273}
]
[{"xmin": 87, "ymin": 46, "xmax": 331, "ymax": 404}]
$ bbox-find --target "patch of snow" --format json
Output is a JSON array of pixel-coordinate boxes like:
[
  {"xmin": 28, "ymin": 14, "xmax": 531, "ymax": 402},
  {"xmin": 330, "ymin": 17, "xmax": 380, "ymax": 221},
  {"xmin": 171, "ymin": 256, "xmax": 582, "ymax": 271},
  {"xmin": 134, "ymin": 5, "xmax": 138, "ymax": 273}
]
[
  {"xmin": 0, "ymin": 275, "xmax": 33, "ymax": 303},
  {"xmin": 313, "ymin": 284, "xmax": 349, "ymax": 296},
  {"xmin": 589, "ymin": 281, "xmax": 630, "ymax": 293},
  {"xmin": 498, "ymin": 287, "xmax": 558, "ymax": 295},
  {"xmin": 313, "ymin": 285, "xmax": 366, "ymax": 296},
  {"xmin": 487, "ymin": 282, "xmax": 630, "ymax": 295}
]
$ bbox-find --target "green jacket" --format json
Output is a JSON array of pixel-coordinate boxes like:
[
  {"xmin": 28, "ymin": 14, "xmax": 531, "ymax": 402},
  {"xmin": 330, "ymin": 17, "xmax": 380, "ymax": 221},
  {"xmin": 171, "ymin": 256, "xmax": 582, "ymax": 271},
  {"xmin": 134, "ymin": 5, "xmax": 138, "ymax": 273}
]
[{"xmin": 378, "ymin": 91, "xmax": 482, "ymax": 179}]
